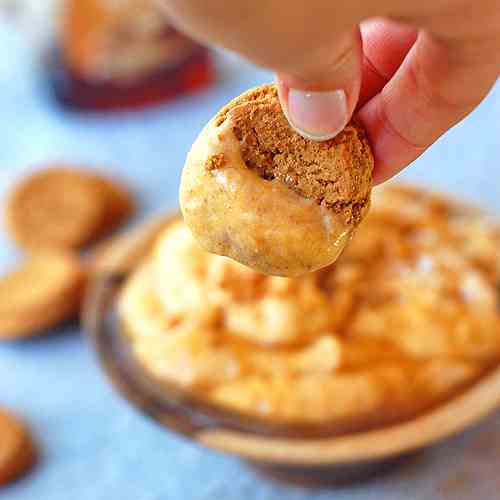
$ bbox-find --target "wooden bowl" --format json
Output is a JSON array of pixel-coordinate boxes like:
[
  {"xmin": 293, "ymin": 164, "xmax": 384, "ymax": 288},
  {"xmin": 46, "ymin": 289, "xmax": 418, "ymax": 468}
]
[{"xmin": 83, "ymin": 213, "xmax": 500, "ymax": 486}]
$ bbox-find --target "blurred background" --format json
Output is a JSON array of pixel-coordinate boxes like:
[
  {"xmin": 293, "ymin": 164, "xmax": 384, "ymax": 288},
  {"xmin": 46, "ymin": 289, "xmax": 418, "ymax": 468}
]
[{"xmin": 0, "ymin": 1, "xmax": 499, "ymax": 499}]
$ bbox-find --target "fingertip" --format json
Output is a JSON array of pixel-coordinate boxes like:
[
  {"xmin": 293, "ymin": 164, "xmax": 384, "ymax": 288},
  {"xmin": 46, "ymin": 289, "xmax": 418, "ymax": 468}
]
[
  {"xmin": 277, "ymin": 77, "xmax": 350, "ymax": 141},
  {"xmin": 275, "ymin": 28, "xmax": 362, "ymax": 142}
]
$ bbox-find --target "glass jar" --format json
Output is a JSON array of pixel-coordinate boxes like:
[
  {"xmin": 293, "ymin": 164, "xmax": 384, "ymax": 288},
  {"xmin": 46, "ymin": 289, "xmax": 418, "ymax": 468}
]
[{"xmin": 49, "ymin": 0, "xmax": 213, "ymax": 110}]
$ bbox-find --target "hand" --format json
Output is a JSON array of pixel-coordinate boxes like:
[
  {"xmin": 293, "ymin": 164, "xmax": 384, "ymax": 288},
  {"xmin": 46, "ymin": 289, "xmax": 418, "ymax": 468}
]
[{"xmin": 161, "ymin": 0, "xmax": 500, "ymax": 183}]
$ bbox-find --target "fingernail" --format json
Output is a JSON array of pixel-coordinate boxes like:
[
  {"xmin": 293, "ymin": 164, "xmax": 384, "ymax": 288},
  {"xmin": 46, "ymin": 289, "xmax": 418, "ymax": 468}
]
[{"xmin": 286, "ymin": 89, "xmax": 348, "ymax": 141}]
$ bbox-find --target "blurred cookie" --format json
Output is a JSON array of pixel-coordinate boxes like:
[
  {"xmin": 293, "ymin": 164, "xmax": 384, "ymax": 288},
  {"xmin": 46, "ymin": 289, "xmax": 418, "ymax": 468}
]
[
  {"xmin": 6, "ymin": 167, "xmax": 104, "ymax": 250},
  {"xmin": 0, "ymin": 251, "xmax": 86, "ymax": 339},
  {"xmin": 180, "ymin": 84, "xmax": 373, "ymax": 277},
  {"xmin": 0, "ymin": 409, "xmax": 36, "ymax": 486},
  {"xmin": 5, "ymin": 166, "xmax": 134, "ymax": 251}
]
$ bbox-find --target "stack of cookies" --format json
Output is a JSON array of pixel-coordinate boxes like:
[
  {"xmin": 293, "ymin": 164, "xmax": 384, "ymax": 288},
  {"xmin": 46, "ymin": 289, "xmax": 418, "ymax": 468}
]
[
  {"xmin": 1, "ymin": 165, "xmax": 134, "ymax": 340},
  {"xmin": 0, "ymin": 164, "xmax": 135, "ymax": 485}
]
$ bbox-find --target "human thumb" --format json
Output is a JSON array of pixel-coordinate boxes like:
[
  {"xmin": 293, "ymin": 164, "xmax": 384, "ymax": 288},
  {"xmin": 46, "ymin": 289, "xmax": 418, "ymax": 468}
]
[{"xmin": 277, "ymin": 29, "xmax": 362, "ymax": 141}]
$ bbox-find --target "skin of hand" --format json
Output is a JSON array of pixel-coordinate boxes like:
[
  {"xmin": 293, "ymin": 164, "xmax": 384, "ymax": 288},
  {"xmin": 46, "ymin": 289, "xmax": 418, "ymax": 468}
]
[{"xmin": 160, "ymin": 0, "xmax": 500, "ymax": 183}]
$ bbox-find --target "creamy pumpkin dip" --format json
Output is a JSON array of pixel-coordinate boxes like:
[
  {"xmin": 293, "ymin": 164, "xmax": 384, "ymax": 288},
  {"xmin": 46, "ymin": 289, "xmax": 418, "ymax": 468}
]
[{"xmin": 119, "ymin": 184, "xmax": 500, "ymax": 425}]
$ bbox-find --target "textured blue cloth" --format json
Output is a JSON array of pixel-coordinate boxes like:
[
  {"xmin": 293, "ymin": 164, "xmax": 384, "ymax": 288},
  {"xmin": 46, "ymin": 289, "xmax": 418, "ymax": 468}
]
[{"xmin": 1, "ymin": 23, "xmax": 500, "ymax": 500}]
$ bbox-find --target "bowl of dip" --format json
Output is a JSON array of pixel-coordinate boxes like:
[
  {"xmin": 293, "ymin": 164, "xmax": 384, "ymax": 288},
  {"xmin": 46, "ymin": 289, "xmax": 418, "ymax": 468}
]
[{"xmin": 84, "ymin": 183, "xmax": 500, "ymax": 485}]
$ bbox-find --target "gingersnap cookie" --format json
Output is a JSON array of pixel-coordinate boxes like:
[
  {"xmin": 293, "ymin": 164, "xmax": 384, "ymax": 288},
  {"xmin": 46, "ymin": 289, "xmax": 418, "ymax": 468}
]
[
  {"xmin": 5, "ymin": 166, "xmax": 134, "ymax": 251},
  {"xmin": 0, "ymin": 252, "xmax": 86, "ymax": 339},
  {"xmin": 180, "ymin": 84, "xmax": 374, "ymax": 277},
  {"xmin": 0, "ymin": 409, "xmax": 36, "ymax": 486}
]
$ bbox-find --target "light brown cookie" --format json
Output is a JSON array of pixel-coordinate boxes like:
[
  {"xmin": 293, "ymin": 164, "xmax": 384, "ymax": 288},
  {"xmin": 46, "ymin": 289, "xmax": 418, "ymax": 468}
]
[
  {"xmin": 0, "ymin": 252, "xmax": 86, "ymax": 339},
  {"xmin": 180, "ymin": 84, "xmax": 374, "ymax": 277},
  {"xmin": 0, "ymin": 409, "xmax": 36, "ymax": 486},
  {"xmin": 5, "ymin": 166, "xmax": 135, "ymax": 251},
  {"xmin": 6, "ymin": 167, "xmax": 105, "ymax": 250}
]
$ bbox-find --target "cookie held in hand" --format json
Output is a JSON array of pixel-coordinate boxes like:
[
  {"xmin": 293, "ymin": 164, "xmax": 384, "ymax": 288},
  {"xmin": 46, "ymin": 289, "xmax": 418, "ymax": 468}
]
[{"xmin": 180, "ymin": 84, "xmax": 373, "ymax": 277}]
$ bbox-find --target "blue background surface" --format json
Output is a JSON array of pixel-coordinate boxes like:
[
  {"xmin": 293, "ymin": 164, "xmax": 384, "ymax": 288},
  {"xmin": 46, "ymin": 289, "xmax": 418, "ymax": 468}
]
[{"xmin": 1, "ymin": 22, "xmax": 500, "ymax": 500}]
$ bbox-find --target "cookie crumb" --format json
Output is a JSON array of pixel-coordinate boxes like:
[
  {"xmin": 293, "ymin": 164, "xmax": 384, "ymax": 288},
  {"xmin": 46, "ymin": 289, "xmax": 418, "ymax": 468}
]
[{"xmin": 205, "ymin": 154, "xmax": 227, "ymax": 172}]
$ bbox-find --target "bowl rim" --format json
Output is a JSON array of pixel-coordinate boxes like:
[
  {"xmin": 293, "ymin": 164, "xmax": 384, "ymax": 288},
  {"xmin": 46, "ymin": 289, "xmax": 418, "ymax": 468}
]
[
  {"xmin": 196, "ymin": 368, "xmax": 500, "ymax": 465},
  {"xmin": 83, "ymin": 210, "xmax": 500, "ymax": 467}
]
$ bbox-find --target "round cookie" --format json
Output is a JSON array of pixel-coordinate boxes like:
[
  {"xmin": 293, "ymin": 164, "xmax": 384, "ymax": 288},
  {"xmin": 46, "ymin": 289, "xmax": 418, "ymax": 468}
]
[
  {"xmin": 5, "ymin": 166, "xmax": 135, "ymax": 251},
  {"xmin": 180, "ymin": 84, "xmax": 374, "ymax": 277},
  {"xmin": 6, "ymin": 167, "xmax": 106, "ymax": 250},
  {"xmin": 0, "ymin": 409, "xmax": 36, "ymax": 486},
  {"xmin": 0, "ymin": 252, "xmax": 86, "ymax": 339}
]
